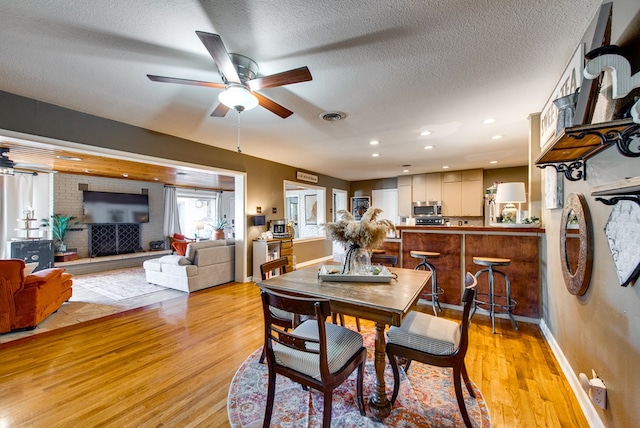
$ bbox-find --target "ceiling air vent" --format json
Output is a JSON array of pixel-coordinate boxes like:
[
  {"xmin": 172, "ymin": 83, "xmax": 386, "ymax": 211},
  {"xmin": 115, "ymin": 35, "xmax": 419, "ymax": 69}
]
[{"xmin": 320, "ymin": 111, "xmax": 346, "ymax": 122}]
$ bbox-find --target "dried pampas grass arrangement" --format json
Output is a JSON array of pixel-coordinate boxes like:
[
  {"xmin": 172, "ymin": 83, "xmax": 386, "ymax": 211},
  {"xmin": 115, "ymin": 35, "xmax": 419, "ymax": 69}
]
[{"xmin": 323, "ymin": 207, "xmax": 395, "ymax": 250}]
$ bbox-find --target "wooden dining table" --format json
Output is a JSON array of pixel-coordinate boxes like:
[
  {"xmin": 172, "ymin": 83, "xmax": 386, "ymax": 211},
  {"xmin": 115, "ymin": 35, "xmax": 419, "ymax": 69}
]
[{"xmin": 257, "ymin": 265, "xmax": 431, "ymax": 420}]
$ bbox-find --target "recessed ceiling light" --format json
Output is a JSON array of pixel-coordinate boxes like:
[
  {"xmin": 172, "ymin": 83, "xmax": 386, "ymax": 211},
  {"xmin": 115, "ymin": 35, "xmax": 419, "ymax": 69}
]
[
  {"xmin": 442, "ymin": 165, "xmax": 450, "ymax": 169},
  {"xmin": 122, "ymin": 173, "xmax": 128, "ymax": 178},
  {"xmin": 420, "ymin": 131, "xmax": 431, "ymax": 136},
  {"xmin": 370, "ymin": 140, "xmax": 380, "ymax": 145},
  {"xmin": 154, "ymin": 177, "xmax": 159, "ymax": 181},
  {"xmin": 56, "ymin": 155, "xmax": 82, "ymax": 161},
  {"xmin": 483, "ymin": 118, "xmax": 496, "ymax": 124},
  {"xmin": 490, "ymin": 160, "xmax": 498, "ymax": 164},
  {"xmin": 371, "ymin": 153, "xmax": 380, "ymax": 157},
  {"xmin": 403, "ymin": 169, "xmax": 409, "ymax": 173},
  {"xmin": 492, "ymin": 135, "xmax": 503, "ymax": 139},
  {"xmin": 424, "ymin": 145, "xmax": 434, "ymax": 150}
]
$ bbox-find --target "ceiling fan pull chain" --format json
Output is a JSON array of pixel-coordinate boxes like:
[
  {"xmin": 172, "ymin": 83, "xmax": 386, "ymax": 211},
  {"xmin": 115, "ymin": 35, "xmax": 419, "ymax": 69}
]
[{"xmin": 237, "ymin": 111, "xmax": 242, "ymax": 153}]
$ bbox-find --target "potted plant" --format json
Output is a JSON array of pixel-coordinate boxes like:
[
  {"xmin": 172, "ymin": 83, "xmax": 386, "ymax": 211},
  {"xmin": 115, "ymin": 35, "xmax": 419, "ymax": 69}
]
[
  {"xmin": 41, "ymin": 214, "xmax": 81, "ymax": 252},
  {"xmin": 212, "ymin": 218, "xmax": 227, "ymax": 240}
]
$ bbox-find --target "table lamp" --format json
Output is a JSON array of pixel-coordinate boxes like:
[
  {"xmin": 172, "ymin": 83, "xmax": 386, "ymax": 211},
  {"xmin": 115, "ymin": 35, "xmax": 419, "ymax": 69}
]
[
  {"xmin": 195, "ymin": 221, "xmax": 204, "ymax": 238},
  {"xmin": 496, "ymin": 182, "xmax": 526, "ymax": 224}
]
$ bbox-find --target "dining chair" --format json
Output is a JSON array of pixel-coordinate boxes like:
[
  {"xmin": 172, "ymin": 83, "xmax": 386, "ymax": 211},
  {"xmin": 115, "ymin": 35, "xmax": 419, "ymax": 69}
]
[
  {"xmin": 385, "ymin": 272, "xmax": 479, "ymax": 428},
  {"xmin": 260, "ymin": 289, "xmax": 367, "ymax": 428},
  {"xmin": 259, "ymin": 257, "xmax": 299, "ymax": 363}
]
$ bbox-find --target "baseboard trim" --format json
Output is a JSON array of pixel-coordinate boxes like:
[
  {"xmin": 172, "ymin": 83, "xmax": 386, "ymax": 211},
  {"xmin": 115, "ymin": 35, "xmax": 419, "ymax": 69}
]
[{"xmin": 539, "ymin": 319, "xmax": 604, "ymax": 428}]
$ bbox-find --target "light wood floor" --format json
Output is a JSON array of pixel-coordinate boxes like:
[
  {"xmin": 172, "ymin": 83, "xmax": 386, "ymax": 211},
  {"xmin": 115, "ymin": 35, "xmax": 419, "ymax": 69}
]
[{"xmin": 0, "ymin": 281, "xmax": 588, "ymax": 427}]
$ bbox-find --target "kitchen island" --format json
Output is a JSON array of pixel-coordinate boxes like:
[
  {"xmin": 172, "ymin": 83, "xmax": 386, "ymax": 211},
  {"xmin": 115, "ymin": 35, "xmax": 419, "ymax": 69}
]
[{"xmin": 393, "ymin": 225, "xmax": 545, "ymax": 319}]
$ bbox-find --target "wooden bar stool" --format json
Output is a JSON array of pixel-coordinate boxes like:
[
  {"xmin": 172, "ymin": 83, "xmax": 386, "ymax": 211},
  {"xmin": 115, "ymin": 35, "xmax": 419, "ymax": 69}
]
[
  {"xmin": 410, "ymin": 250, "xmax": 443, "ymax": 316},
  {"xmin": 470, "ymin": 256, "xmax": 518, "ymax": 334}
]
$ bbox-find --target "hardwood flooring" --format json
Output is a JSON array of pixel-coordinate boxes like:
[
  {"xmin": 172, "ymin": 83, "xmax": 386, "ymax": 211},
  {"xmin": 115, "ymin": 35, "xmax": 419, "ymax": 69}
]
[{"xmin": 0, "ymin": 281, "xmax": 588, "ymax": 427}]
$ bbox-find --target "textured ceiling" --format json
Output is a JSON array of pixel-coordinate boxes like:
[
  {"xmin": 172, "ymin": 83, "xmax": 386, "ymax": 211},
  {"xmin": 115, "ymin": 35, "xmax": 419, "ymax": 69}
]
[{"xmin": 0, "ymin": 0, "xmax": 603, "ymax": 181}]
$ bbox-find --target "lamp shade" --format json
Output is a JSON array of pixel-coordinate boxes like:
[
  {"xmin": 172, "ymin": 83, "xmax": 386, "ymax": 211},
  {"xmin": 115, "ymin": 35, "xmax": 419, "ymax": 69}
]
[
  {"xmin": 495, "ymin": 182, "xmax": 526, "ymax": 203},
  {"xmin": 218, "ymin": 86, "xmax": 259, "ymax": 111}
]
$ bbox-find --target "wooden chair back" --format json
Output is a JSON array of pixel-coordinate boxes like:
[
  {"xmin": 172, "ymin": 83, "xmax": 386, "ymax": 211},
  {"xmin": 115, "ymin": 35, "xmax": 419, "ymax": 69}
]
[
  {"xmin": 260, "ymin": 256, "xmax": 288, "ymax": 280},
  {"xmin": 371, "ymin": 253, "xmax": 398, "ymax": 267}
]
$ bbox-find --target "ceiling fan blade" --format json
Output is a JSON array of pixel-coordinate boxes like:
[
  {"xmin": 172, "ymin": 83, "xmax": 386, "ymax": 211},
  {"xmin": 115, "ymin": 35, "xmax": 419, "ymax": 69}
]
[
  {"xmin": 210, "ymin": 103, "xmax": 230, "ymax": 117},
  {"xmin": 254, "ymin": 92, "xmax": 294, "ymax": 119},
  {"xmin": 247, "ymin": 66, "xmax": 312, "ymax": 91},
  {"xmin": 195, "ymin": 31, "xmax": 241, "ymax": 84},
  {"xmin": 147, "ymin": 74, "xmax": 226, "ymax": 89}
]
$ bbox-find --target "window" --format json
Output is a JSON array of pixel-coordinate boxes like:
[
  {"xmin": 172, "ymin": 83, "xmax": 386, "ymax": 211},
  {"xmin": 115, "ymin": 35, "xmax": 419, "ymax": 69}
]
[
  {"xmin": 176, "ymin": 189, "xmax": 222, "ymax": 239},
  {"xmin": 284, "ymin": 181, "xmax": 325, "ymax": 240}
]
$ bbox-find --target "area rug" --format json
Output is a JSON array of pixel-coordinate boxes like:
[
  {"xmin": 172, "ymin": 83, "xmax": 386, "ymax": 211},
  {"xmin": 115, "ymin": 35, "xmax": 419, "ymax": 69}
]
[
  {"xmin": 72, "ymin": 267, "xmax": 169, "ymax": 300},
  {"xmin": 228, "ymin": 330, "xmax": 491, "ymax": 427}
]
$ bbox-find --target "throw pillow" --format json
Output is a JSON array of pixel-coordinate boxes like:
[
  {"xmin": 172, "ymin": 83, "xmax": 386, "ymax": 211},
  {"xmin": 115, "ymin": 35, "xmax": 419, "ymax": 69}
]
[
  {"xmin": 173, "ymin": 233, "xmax": 185, "ymax": 241},
  {"xmin": 23, "ymin": 262, "xmax": 39, "ymax": 276}
]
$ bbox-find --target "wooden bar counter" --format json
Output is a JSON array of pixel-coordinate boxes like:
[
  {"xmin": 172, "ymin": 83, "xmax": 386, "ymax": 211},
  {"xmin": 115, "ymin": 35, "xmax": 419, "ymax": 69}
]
[{"xmin": 395, "ymin": 225, "xmax": 545, "ymax": 319}]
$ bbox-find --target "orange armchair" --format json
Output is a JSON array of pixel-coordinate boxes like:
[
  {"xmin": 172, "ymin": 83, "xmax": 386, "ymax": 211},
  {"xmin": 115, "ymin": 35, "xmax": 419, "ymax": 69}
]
[{"xmin": 0, "ymin": 259, "xmax": 73, "ymax": 333}]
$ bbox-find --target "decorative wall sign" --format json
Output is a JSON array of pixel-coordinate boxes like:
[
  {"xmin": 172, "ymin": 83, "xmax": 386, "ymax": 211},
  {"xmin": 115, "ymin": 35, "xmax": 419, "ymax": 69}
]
[
  {"xmin": 583, "ymin": 53, "xmax": 640, "ymax": 124},
  {"xmin": 296, "ymin": 171, "xmax": 318, "ymax": 183},
  {"xmin": 560, "ymin": 193, "xmax": 593, "ymax": 295},
  {"xmin": 540, "ymin": 44, "xmax": 584, "ymax": 147},
  {"xmin": 603, "ymin": 200, "xmax": 640, "ymax": 286},
  {"xmin": 350, "ymin": 196, "xmax": 370, "ymax": 221}
]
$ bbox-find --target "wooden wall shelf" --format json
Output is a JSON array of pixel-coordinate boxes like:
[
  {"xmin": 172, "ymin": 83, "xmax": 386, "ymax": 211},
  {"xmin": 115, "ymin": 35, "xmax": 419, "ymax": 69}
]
[
  {"xmin": 535, "ymin": 119, "xmax": 640, "ymax": 181},
  {"xmin": 591, "ymin": 176, "xmax": 640, "ymax": 206}
]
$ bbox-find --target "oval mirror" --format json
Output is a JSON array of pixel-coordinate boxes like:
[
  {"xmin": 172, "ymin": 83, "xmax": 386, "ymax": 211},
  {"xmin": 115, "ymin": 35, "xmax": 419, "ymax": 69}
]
[{"xmin": 560, "ymin": 193, "xmax": 593, "ymax": 295}]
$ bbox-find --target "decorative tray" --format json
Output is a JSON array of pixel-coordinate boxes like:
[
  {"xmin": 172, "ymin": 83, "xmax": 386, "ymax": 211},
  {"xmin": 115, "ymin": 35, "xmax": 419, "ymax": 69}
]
[{"xmin": 318, "ymin": 265, "xmax": 394, "ymax": 283}]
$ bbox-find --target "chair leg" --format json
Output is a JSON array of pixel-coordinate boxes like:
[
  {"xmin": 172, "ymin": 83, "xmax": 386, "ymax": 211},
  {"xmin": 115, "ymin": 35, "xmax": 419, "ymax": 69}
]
[
  {"xmin": 461, "ymin": 362, "xmax": 476, "ymax": 397},
  {"xmin": 259, "ymin": 348, "xmax": 266, "ymax": 364},
  {"xmin": 355, "ymin": 317, "xmax": 361, "ymax": 332},
  {"xmin": 356, "ymin": 361, "xmax": 366, "ymax": 415},
  {"xmin": 262, "ymin": 369, "xmax": 277, "ymax": 428},
  {"xmin": 322, "ymin": 390, "xmax": 333, "ymax": 428},
  {"xmin": 453, "ymin": 366, "xmax": 473, "ymax": 428},
  {"xmin": 386, "ymin": 348, "xmax": 401, "ymax": 406}
]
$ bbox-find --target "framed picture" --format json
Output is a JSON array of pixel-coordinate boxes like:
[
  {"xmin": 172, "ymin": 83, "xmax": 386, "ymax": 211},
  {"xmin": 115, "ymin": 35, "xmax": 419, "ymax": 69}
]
[
  {"xmin": 351, "ymin": 196, "xmax": 370, "ymax": 221},
  {"xmin": 304, "ymin": 194, "xmax": 317, "ymax": 225}
]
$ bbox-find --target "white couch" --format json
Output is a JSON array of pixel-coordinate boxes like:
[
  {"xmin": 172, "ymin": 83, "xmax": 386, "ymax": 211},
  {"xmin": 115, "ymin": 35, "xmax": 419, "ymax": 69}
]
[{"xmin": 143, "ymin": 239, "xmax": 235, "ymax": 292}]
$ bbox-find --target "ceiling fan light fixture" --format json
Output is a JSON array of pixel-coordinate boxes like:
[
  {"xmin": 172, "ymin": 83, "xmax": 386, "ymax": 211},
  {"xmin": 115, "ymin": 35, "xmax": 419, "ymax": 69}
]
[{"xmin": 218, "ymin": 86, "xmax": 259, "ymax": 112}]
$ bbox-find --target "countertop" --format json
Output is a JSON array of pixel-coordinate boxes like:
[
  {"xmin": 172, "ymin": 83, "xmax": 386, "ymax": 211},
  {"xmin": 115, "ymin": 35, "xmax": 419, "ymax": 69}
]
[{"xmin": 396, "ymin": 225, "xmax": 545, "ymax": 233}]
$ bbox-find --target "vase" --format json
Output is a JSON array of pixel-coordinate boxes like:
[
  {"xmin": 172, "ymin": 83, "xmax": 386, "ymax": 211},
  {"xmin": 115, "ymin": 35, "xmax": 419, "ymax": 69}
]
[
  {"xmin": 56, "ymin": 241, "xmax": 67, "ymax": 252},
  {"xmin": 347, "ymin": 247, "xmax": 372, "ymax": 275}
]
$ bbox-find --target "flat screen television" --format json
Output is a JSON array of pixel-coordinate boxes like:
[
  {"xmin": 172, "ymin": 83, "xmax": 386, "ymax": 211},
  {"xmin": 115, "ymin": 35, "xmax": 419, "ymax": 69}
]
[{"xmin": 83, "ymin": 191, "xmax": 149, "ymax": 224}]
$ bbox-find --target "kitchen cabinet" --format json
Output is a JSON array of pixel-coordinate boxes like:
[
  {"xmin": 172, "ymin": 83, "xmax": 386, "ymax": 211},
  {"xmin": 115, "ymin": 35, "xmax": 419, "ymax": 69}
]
[
  {"xmin": 442, "ymin": 169, "xmax": 483, "ymax": 216},
  {"xmin": 397, "ymin": 175, "xmax": 412, "ymax": 217},
  {"xmin": 411, "ymin": 173, "xmax": 442, "ymax": 202}
]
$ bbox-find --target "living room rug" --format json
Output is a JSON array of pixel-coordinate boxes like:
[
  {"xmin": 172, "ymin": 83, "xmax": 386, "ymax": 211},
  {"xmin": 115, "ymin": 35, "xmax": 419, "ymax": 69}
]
[
  {"xmin": 72, "ymin": 267, "xmax": 169, "ymax": 300},
  {"xmin": 228, "ymin": 329, "xmax": 491, "ymax": 427}
]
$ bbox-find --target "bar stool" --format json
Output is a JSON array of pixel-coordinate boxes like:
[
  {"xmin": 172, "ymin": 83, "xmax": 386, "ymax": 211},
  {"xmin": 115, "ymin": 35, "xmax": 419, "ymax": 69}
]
[
  {"xmin": 410, "ymin": 250, "xmax": 444, "ymax": 316},
  {"xmin": 470, "ymin": 256, "xmax": 518, "ymax": 334}
]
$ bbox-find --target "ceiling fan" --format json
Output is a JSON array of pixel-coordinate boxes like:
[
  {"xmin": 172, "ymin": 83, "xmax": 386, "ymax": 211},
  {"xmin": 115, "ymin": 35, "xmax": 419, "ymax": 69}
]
[{"xmin": 147, "ymin": 31, "xmax": 312, "ymax": 119}]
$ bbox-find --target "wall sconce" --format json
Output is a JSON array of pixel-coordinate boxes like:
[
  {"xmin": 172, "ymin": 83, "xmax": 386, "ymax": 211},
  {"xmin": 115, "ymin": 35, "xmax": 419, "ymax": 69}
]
[{"xmin": 496, "ymin": 182, "xmax": 526, "ymax": 224}]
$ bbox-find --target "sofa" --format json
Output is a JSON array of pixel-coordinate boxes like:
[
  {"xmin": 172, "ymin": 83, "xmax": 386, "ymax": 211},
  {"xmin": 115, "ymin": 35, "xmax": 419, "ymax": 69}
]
[
  {"xmin": 143, "ymin": 239, "xmax": 235, "ymax": 292},
  {"xmin": 0, "ymin": 259, "xmax": 73, "ymax": 333}
]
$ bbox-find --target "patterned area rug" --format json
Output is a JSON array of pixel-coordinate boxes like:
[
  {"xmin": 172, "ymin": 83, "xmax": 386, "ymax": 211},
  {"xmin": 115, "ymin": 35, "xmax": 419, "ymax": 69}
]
[
  {"xmin": 72, "ymin": 267, "xmax": 169, "ymax": 300},
  {"xmin": 228, "ymin": 329, "xmax": 491, "ymax": 427}
]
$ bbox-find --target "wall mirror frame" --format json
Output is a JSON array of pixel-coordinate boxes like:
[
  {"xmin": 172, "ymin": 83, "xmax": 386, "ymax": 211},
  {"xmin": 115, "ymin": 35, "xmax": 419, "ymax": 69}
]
[{"xmin": 560, "ymin": 192, "xmax": 593, "ymax": 295}]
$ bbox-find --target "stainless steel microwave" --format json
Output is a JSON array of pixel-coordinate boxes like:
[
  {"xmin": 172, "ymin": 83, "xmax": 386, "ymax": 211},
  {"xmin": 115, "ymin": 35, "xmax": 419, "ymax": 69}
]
[{"xmin": 412, "ymin": 201, "xmax": 442, "ymax": 217}]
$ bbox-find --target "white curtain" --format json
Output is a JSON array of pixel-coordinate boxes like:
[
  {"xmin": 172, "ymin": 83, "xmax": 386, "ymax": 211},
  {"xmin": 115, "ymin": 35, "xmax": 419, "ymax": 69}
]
[
  {"xmin": 1, "ymin": 174, "xmax": 34, "ymax": 258},
  {"xmin": 163, "ymin": 186, "xmax": 181, "ymax": 237}
]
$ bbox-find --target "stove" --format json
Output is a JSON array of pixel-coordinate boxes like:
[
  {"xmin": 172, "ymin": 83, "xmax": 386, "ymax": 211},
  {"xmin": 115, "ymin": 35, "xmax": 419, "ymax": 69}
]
[{"xmin": 415, "ymin": 216, "xmax": 445, "ymax": 226}]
